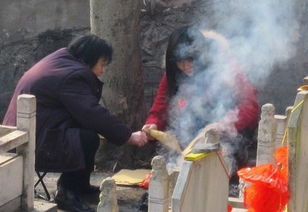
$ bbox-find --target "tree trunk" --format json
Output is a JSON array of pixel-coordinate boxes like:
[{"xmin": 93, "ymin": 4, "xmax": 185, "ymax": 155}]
[
  {"xmin": 90, "ymin": 0, "xmax": 150, "ymax": 170},
  {"xmin": 90, "ymin": 0, "xmax": 145, "ymax": 130}
]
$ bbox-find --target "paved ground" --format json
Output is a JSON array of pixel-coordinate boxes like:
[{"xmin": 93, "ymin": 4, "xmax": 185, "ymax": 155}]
[{"xmin": 34, "ymin": 170, "xmax": 147, "ymax": 212}]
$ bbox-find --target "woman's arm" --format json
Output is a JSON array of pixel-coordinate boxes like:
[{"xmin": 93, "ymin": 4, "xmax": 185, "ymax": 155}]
[{"xmin": 144, "ymin": 74, "xmax": 169, "ymax": 131}]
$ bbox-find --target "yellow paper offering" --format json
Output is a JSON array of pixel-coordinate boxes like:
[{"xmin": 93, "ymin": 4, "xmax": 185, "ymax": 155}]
[{"xmin": 112, "ymin": 169, "xmax": 151, "ymax": 186}]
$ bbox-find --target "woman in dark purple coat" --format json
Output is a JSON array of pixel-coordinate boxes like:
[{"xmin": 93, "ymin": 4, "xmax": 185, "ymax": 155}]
[{"xmin": 3, "ymin": 35, "xmax": 147, "ymax": 212}]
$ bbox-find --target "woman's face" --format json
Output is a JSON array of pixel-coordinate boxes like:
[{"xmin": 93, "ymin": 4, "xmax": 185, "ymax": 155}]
[
  {"xmin": 92, "ymin": 57, "xmax": 107, "ymax": 77},
  {"xmin": 176, "ymin": 59, "xmax": 193, "ymax": 76}
]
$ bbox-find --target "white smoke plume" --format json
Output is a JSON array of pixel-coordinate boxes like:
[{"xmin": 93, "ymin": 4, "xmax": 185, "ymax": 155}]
[
  {"xmin": 168, "ymin": 0, "xmax": 299, "ymax": 144},
  {"xmin": 209, "ymin": 0, "xmax": 299, "ymax": 85},
  {"xmin": 164, "ymin": 0, "xmax": 299, "ymax": 172}
]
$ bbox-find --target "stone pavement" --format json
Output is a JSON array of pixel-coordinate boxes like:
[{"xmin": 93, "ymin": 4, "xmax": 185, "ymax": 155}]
[{"xmin": 34, "ymin": 170, "xmax": 147, "ymax": 212}]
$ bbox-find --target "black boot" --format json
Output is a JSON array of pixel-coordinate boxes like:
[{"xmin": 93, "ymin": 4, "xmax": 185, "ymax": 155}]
[
  {"xmin": 54, "ymin": 186, "xmax": 95, "ymax": 212},
  {"xmin": 79, "ymin": 185, "xmax": 100, "ymax": 194},
  {"xmin": 77, "ymin": 170, "xmax": 100, "ymax": 194}
]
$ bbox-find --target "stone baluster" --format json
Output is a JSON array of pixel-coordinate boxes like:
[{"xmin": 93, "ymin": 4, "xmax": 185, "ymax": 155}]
[
  {"xmin": 148, "ymin": 156, "xmax": 169, "ymax": 212},
  {"xmin": 256, "ymin": 103, "xmax": 276, "ymax": 165},
  {"xmin": 97, "ymin": 177, "xmax": 119, "ymax": 212},
  {"xmin": 16, "ymin": 94, "xmax": 36, "ymax": 211}
]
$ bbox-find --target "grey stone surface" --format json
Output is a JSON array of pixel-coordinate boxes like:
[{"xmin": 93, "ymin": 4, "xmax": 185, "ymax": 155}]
[
  {"xmin": 0, "ymin": 197, "xmax": 21, "ymax": 212},
  {"xmin": 0, "ymin": 0, "xmax": 89, "ymax": 45},
  {"xmin": 33, "ymin": 200, "xmax": 57, "ymax": 212},
  {"xmin": 0, "ymin": 0, "xmax": 89, "ymax": 122}
]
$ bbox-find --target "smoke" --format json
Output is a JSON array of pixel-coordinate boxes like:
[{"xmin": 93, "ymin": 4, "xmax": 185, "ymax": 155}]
[
  {"xmin": 209, "ymin": 0, "xmax": 299, "ymax": 85},
  {"xmin": 163, "ymin": 0, "xmax": 299, "ymax": 172}
]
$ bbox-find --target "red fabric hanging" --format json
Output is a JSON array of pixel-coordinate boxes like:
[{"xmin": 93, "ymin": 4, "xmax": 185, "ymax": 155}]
[{"xmin": 238, "ymin": 146, "xmax": 289, "ymax": 212}]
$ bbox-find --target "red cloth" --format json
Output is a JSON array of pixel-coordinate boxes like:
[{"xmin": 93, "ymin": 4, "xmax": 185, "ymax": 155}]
[
  {"xmin": 238, "ymin": 146, "xmax": 289, "ymax": 212},
  {"xmin": 227, "ymin": 204, "xmax": 233, "ymax": 212},
  {"xmin": 145, "ymin": 71, "xmax": 259, "ymax": 132},
  {"xmin": 139, "ymin": 173, "xmax": 152, "ymax": 189}
]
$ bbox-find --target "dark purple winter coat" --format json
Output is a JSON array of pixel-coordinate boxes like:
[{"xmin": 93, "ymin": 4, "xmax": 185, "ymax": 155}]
[{"xmin": 3, "ymin": 48, "xmax": 132, "ymax": 172}]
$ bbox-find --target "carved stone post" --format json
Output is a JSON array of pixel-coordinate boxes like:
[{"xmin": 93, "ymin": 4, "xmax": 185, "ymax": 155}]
[
  {"xmin": 97, "ymin": 177, "xmax": 119, "ymax": 212},
  {"xmin": 285, "ymin": 106, "xmax": 293, "ymax": 121},
  {"xmin": 257, "ymin": 103, "xmax": 276, "ymax": 165},
  {"xmin": 148, "ymin": 156, "xmax": 169, "ymax": 212},
  {"xmin": 274, "ymin": 115, "xmax": 287, "ymax": 147},
  {"xmin": 16, "ymin": 94, "xmax": 36, "ymax": 211},
  {"xmin": 288, "ymin": 91, "xmax": 308, "ymax": 212},
  {"xmin": 168, "ymin": 168, "xmax": 179, "ymax": 204}
]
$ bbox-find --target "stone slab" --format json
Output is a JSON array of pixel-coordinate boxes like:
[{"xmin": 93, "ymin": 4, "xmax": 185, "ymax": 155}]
[{"xmin": 0, "ymin": 155, "xmax": 23, "ymax": 206}]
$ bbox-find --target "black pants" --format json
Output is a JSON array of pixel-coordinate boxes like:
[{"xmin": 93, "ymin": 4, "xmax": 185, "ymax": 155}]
[{"xmin": 58, "ymin": 129, "xmax": 100, "ymax": 192}]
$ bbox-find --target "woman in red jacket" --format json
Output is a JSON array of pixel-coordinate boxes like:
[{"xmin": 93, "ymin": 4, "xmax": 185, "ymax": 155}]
[{"xmin": 142, "ymin": 26, "xmax": 259, "ymax": 195}]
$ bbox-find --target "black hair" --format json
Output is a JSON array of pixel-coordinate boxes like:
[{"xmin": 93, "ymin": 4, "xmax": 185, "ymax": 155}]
[
  {"xmin": 68, "ymin": 34, "xmax": 113, "ymax": 68},
  {"xmin": 165, "ymin": 26, "xmax": 206, "ymax": 97}
]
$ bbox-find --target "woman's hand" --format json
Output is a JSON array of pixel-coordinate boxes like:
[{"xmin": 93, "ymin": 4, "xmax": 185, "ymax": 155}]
[
  {"xmin": 127, "ymin": 131, "xmax": 148, "ymax": 147},
  {"xmin": 141, "ymin": 124, "xmax": 157, "ymax": 141}
]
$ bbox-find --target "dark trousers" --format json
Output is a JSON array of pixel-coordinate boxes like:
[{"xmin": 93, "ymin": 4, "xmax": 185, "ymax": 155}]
[{"xmin": 58, "ymin": 129, "xmax": 100, "ymax": 192}]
